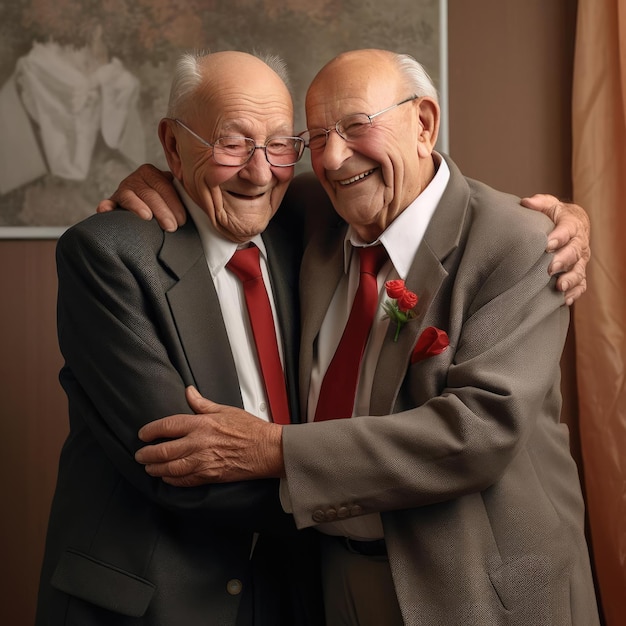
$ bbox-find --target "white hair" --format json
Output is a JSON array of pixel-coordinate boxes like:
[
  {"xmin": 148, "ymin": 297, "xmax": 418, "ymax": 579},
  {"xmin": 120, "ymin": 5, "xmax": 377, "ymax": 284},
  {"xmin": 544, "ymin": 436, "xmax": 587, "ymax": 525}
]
[
  {"xmin": 393, "ymin": 53, "xmax": 439, "ymax": 102},
  {"xmin": 166, "ymin": 50, "xmax": 291, "ymax": 119}
]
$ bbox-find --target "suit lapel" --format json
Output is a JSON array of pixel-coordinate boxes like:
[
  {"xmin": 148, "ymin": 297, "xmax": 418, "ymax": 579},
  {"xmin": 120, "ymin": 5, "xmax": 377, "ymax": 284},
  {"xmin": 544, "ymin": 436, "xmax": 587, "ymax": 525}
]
[
  {"xmin": 159, "ymin": 219, "xmax": 243, "ymax": 408},
  {"xmin": 299, "ymin": 223, "xmax": 347, "ymax": 416},
  {"xmin": 371, "ymin": 156, "xmax": 471, "ymax": 415}
]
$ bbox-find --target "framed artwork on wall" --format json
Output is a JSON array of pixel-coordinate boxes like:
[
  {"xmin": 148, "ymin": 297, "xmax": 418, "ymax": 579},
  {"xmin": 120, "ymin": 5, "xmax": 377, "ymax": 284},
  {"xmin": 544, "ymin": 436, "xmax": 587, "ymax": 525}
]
[{"xmin": 0, "ymin": 0, "xmax": 447, "ymax": 239}]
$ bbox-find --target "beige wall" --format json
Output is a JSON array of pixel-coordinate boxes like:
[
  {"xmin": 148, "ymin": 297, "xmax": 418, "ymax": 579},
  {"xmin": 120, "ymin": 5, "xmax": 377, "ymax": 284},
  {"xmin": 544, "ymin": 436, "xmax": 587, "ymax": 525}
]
[
  {"xmin": 448, "ymin": 0, "xmax": 577, "ymax": 198},
  {"xmin": 447, "ymin": 0, "xmax": 581, "ymax": 466},
  {"xmin": 0, "ymin": 2, "xmax": 579, "ymax": 623}
]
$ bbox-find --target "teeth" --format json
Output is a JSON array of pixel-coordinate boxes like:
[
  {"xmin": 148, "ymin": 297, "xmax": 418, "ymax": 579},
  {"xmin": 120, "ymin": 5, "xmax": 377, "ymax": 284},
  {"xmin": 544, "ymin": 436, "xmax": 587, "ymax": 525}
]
[{"xmin": 339, "ymin": 169, "xmax": 375, "ymax": 185}]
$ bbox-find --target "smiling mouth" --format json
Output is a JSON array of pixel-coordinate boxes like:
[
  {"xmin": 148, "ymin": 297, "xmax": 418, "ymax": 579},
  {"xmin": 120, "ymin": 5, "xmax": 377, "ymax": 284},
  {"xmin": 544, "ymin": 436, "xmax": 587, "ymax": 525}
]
[
  {"xmin": 227, "ymin": 190, "xmax": 266, "ymax": 199},
  {"xmin": 338, "ymin": 168, "xmax": 377, "ymax": 186}
]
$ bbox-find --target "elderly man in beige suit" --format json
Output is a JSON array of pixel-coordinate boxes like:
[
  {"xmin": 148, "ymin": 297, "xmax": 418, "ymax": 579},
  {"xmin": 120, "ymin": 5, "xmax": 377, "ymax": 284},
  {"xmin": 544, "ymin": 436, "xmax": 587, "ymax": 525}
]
[{"xmin": 131, "ymin": 49, "xmax": 597, "ymax": 626}]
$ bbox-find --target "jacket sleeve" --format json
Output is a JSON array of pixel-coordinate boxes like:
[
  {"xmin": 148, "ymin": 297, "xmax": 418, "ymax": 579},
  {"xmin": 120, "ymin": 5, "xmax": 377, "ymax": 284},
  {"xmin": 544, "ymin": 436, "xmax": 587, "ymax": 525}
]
[
  {"xmin": 283, "ymin": 199, "xmax": 570, "ymax": 530},
  {"xmin": 56, "ymin": 212, "xmax": 287, "ymax": 532}
]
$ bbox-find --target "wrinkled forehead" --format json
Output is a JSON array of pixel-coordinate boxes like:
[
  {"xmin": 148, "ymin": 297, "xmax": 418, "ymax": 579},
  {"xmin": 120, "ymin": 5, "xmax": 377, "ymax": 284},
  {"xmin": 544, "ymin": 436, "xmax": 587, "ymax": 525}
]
[{"xmin": 193, "ymin": 61, "xmax": 295, "ymax": 135}]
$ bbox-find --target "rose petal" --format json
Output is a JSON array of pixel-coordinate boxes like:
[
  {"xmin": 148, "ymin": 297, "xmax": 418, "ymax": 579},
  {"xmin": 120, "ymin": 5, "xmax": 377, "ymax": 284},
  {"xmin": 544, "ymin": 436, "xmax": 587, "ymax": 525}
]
[
  {"xmin": 385, "ymin": 279, "xmax": 406, "ymax": 299},
  {"xmin": 398, "ymin": 290, "xmax": 418, "ymax": 312}
]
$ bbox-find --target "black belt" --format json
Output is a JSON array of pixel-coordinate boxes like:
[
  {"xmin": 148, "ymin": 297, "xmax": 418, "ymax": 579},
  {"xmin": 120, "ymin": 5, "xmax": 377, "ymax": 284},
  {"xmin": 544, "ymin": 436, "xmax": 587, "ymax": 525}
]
[{"xmin": 337, "ymin": 536, "xmax": 387, "ymax": 557}]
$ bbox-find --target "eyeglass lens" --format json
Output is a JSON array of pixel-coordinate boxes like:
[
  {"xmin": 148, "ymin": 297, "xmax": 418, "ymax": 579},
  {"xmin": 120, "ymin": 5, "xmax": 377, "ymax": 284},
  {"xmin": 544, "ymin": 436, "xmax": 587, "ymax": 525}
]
[{"xmin": 214, "ymin": 137, "xmax": 304, "ymax": 167}]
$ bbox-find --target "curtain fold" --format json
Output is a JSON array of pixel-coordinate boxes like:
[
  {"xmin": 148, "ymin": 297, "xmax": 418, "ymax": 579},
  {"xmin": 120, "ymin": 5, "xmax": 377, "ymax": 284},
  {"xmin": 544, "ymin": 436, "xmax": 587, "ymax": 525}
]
[{"xmin": 572, "ymin": 1, "xmax": 626, "ymax": 624}]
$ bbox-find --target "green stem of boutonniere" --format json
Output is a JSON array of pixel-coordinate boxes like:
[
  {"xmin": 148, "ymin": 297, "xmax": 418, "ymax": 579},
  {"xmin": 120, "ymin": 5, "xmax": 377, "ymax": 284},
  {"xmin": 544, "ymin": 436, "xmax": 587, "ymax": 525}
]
[
  {"xmin": 383, "ymin": 300, "xmax": 417, "ymax": 342},
  {"xmin": 394, "ymin": 318, "xmax": 403, "ymax": 342}
]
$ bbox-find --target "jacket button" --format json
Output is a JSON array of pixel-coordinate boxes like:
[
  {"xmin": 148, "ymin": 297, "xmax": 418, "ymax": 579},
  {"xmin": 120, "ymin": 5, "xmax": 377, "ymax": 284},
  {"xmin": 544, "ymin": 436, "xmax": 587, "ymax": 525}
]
[
  {"xmin": 313, "ymin": 509, "xmax": 326, "ymax": 522},
  {"xmin": 337, "ymin": 506, "xmax": 349, "ymax": 519},
  {"xmin": 350, "ymin": 504, "xmax": 363, "ymax": 516},
  {"xmin": 226, "ymin": 579, "xmax": 243, "ymax": 595},
  {"xmin": 325, "ymin": 508, "xmax": 337, "ymax": 521}
]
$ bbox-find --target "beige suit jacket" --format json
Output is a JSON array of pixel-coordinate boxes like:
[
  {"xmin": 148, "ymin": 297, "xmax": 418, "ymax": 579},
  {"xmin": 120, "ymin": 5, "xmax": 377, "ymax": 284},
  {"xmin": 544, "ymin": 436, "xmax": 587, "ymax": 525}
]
[{"xmin": 282, "ymin": 157, "xmax": 599, "ymax": 625}]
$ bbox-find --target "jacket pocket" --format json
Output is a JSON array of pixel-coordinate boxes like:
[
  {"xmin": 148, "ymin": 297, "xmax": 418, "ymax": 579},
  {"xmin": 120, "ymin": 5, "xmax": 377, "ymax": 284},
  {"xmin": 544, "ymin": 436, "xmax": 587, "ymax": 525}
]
[
  {"xmin": 51, "ymin": 547, "xmax": 156, "ymax": 617},
  {"xmin": 488, "ymin": 528, "xmax": 573, "ymax": 612}
]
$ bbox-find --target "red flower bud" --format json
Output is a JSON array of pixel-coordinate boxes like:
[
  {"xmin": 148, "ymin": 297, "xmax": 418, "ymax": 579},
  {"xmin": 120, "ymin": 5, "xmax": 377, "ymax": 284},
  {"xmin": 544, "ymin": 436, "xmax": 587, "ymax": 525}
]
[
  {"xmin": 385, "ymin": 279, "xmax": 406, "ymax": 299},
  {"xmin": 398, "ymin": 290, "xmax": 418, "ymax": 312}
]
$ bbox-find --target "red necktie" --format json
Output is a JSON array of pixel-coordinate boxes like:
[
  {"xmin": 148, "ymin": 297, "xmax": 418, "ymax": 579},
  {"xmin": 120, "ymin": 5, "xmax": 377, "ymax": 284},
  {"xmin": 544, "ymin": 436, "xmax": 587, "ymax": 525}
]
[
  {"xmin": 314, "ymin": 245, "xmax": 388, "ymax": 421},
  {"xmin": 227, "ymin": 245, "xmax": 290, "ymax": 425}
]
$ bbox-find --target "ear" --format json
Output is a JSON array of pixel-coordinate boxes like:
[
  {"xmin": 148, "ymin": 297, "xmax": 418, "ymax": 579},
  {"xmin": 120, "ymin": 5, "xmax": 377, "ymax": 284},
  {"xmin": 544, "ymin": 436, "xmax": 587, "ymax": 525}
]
[
  {"xmin": 416, "ymin": 97, "xmax": 440, "ymax": 157},
  {"xmin": 158, "ymin": 118, "xmax": 183, "ymax": 179}
]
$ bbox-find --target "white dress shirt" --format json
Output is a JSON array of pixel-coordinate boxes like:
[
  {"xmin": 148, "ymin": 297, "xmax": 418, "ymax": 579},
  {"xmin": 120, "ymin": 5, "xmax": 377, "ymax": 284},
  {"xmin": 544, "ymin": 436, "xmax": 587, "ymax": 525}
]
[
  {"xmin": 304, "ymin": 153, "xmax": 450, "ymax": 539},
  {"xmin": 175, "ymin": 180, "xmax": 284, "ymax": 422}
]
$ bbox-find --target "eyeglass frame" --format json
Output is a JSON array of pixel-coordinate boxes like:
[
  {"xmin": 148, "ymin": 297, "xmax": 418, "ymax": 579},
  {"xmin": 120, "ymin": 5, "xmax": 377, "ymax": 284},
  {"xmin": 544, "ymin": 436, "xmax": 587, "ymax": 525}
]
[
  {"xmin": 172, "ymin": 118, "xmax": 306, "ymax": 167},
  {"xmin": 299, "ymin": 94, "xmax": 420, "ymax": 150}
]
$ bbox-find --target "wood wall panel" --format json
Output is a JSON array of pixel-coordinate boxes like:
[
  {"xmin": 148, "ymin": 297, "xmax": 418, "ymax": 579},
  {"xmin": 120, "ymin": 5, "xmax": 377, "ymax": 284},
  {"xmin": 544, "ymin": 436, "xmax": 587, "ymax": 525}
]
[{"xmin": 0, "ymin": 241, "xmax": 68, "ymax": 625}]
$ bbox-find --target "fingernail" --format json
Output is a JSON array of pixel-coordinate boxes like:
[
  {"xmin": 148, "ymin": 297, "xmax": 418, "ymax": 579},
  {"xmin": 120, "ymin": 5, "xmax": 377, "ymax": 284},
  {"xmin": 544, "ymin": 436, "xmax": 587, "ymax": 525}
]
[
  {"xmin": 565, "ymin": 297, "xmax": 574, "ymax": 306},
  {"xmin": 164, "ymin": 220, "xmax": 177, "ymax": 233},
  {"xmin": 550, "ymin": 261, "xmax": 563, "ymax": 275},
  {"xmin": 546, "ymin": 239, "xmax": 559, "ymax": 252},
  {"xmin": 560, "ymin": 280, "xmax": 569, "ymax": 292}
]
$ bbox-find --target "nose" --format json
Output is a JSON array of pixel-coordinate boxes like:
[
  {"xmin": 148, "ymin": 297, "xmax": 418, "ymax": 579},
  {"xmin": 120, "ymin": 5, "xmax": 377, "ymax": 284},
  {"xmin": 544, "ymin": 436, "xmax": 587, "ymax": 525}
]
[
  {"xmin": 319, "ymin": 130, "xmax": 352, "ymax": 171},
  {"xmin": 239, "ymin": 146, "xmax": 273, "ymax": 185}
]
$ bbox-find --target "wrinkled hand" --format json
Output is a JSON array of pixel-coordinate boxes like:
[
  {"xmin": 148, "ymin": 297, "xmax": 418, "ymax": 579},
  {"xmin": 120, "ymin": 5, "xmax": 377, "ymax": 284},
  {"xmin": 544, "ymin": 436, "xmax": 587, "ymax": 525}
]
[
  {"xmin": 521, "ymin": 194, "xmax": 590, "ymax": 305},
  {"xmin": 135, "ymin": 387, "xmax": 285, "ymax": 486},
  {"xmin": 96, "ymin": 164, "xmax": 186, "ymax": 232}
]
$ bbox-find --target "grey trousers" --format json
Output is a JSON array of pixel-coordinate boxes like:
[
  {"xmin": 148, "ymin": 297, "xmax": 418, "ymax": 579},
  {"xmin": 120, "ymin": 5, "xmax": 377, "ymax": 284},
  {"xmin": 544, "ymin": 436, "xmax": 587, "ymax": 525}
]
[{"xmin": 319, "ymin": 534, "xmax": 404, "ymax": 626}]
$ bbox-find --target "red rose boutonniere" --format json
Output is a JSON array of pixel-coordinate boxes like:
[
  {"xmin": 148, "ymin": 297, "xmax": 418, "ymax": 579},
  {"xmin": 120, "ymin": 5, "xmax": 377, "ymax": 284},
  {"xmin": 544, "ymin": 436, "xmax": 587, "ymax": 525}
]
[{"xmin": 383, "ymin": 279, "xmax": 418, "ymax": 341}]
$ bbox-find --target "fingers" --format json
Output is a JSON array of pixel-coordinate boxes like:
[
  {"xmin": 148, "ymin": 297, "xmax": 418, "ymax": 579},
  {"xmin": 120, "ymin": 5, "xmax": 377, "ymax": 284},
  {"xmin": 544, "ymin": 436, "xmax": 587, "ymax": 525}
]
[
  {"xmin": 520, "ymin": 193, "xmax": 560, "ymax": 215},
  {"xmin": 138, "ymin": 413, "xmax": 204, "ymax": 442},
  {"xmin": 555, "ymin": 262, "xmax": 587, "ymax": 306},
  {"xmin": 142, "ymin": 171, "xmax": 187, "ymax": 232},
  {"xmin": 135, "ymin": 436, "xmax": 188, "ymax": 466},
  {"xmin": 138, "ymin": 449, "xmax": 209, "ymax": 483},
  {"xmin": 111, "ymin": 188, "xmax": 155, "ymax": 221},
  {"xmin": 96, "ymin": 199, "xmax": 117, "ymax": 213},
  {"xmin": 520, "ymin": 194, "xmax": 591, "ymax": 305},
  {"xmin": 95, "ymin": 164, "xmax": 186, "ymax": 231},
  {"xmin": 521, "ymin": 194, "xmax": 571, "ymax": 251},
  {"xmin": 135, "ymin": 427, "xmax": 211, "ymax": 481},
  {"xmin": 186, "ymin": 385, "xmax": 216, "ymax": 414}
]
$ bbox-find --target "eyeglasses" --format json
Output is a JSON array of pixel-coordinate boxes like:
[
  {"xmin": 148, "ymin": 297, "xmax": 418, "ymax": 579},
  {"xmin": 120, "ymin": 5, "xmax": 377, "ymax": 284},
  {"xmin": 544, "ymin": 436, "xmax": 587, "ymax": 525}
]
[
  {"xmin": 299, "ymin": 95, "xmax": 419, "ymax": 151},
  {"xmin": 174, "ymin": 119, "xmax": 306, "ymax": 167}
]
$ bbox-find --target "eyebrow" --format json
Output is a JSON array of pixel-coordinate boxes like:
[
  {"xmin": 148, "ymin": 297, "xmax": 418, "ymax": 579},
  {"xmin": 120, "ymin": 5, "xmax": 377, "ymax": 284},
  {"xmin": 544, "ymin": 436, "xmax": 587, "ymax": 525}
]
[{"xmin": 219, "ymin": 120, "xmax": 295, "ymax": 137}]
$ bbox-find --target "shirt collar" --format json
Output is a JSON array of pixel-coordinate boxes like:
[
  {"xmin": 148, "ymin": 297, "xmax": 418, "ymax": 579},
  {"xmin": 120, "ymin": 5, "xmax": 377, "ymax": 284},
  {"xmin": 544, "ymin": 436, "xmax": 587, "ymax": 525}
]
[
  {"xmin": 343, "ymin": 152, "xmax": 450, "ymax": 278},
  {"xmin": 173, "ymin": 178, "xmax": 268, "ymax": 277}
]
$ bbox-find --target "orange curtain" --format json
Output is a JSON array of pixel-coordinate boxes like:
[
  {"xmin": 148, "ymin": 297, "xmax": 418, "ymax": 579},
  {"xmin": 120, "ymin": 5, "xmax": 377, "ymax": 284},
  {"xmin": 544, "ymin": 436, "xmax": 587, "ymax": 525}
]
[{"xmin": 572, "ymin": 2, "xmax": 626, "ymax": 624}]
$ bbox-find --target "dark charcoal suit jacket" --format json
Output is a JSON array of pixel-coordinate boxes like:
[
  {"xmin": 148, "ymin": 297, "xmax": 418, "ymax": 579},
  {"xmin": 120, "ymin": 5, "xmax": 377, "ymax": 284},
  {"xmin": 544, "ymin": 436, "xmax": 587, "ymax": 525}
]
[{"xmin": 36, "ymin": 207, "xmax": 322, "ymax": 625}]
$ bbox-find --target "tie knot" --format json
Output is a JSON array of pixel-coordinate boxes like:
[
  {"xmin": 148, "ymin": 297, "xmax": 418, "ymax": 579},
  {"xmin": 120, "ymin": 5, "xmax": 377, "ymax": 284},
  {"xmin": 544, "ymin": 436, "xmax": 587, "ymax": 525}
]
[
  {"xmin": 358, "ymin": 245, "xmax": 387, "ymax": 276},
  {"xmin": 227, "ymin": 245, "xmax": 262, "ymax": 283}
]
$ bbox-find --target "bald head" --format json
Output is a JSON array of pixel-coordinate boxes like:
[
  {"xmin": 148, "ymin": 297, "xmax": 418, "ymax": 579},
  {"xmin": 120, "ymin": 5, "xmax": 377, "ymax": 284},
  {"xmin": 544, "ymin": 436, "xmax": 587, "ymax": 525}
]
[
  {"xmin": 307, "ymin": 48, "xmax": 438, "ymax": 106},
  {"xmin": 167, "ymin": 51, "xmax": 293, "ymax": 121}
]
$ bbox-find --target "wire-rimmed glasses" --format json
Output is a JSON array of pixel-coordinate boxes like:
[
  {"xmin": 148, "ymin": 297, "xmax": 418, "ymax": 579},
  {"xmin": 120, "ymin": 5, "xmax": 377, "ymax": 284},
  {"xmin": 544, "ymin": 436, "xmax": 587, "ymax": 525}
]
[
  {"xmin": 299, "ymin": 95, "xmax": 419, "ymax": 151},
  {"xmin": 174, "ymin": 119, "xmax": 306, "ymax": 167}
]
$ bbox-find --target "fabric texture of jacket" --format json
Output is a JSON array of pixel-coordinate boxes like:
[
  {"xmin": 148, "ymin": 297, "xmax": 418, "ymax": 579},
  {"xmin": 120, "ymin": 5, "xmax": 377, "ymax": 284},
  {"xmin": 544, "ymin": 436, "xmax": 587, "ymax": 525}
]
[
  {"xmin": 36, "ymin": 207, "xmax": 322, "ymax": 626},
  {"xmin": 283, "ymin": 157, "xmax": 599, "ymax": 626}
]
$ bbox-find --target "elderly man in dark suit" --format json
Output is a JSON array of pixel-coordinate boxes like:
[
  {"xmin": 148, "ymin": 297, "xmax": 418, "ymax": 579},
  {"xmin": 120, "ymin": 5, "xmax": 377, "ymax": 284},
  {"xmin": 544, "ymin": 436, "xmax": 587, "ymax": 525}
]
[
  {"xmin": 133, "ymin": 49, "xmax": 598, "ymax": 626},
  {"xmin": 36, "ymin": 50, "xmax": 322, "ymax": 625}
]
